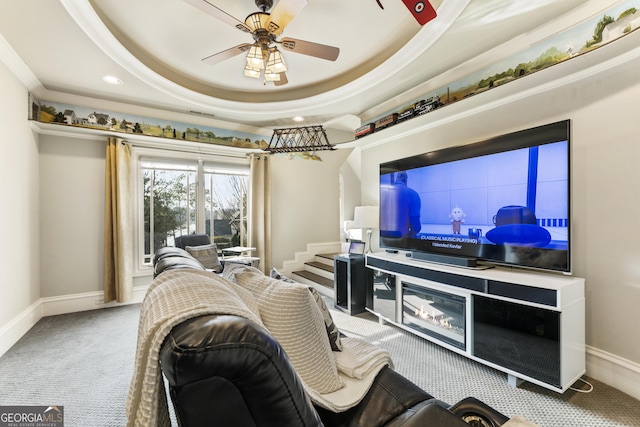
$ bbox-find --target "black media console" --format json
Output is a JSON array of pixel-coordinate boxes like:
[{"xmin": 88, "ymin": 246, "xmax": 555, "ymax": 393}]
[{"xmin": 365, "ymin": 252, "xmax": 585, "ymax": 393}]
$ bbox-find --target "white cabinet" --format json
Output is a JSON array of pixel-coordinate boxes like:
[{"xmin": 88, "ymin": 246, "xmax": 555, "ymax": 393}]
[{"xmin": 365, "ymin": 252, "xmax": 585, "ymax": 393}]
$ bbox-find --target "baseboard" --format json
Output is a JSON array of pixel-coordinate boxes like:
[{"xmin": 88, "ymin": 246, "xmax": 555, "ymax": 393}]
[
  {"xmin": 0, "ymin": 300, "xmax": 43, "ymax": 357},
  {"xmin": 0, "ymin": 286, "xmax": 148, "ymax": 358},
  {"xmin": 39, "ymin": 286, "xmax": 148, "ymax": 317},
  {"xmin": 586, "ymin": 345, "xmax": 640, "ymax": 401}
]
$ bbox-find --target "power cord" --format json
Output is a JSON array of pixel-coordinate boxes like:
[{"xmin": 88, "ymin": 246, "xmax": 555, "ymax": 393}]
[{"xmin": 569, "ymin": 377, "xmax": 594, "ymax": 393}]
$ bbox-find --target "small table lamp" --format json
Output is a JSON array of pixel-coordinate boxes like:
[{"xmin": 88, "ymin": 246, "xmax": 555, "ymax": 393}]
[{"xmin": 353, "ymin": 205, "xmax": 379, "ymax": 253}]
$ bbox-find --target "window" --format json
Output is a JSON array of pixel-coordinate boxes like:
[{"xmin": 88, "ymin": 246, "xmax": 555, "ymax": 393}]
[
  {"xmin": 141, "ymin": 159, "xmax": 197, "ymax": 264},
  {"xmin": 134, "ymin": 150, "xmax": 250, "ymax": 270},
  {"xmin": 203, "ymin": 163, "xmax": 249, "ymax": 252}
]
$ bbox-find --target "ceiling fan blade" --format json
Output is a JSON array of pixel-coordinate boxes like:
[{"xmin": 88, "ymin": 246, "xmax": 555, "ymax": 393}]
[
  {"xmin": 264, "ymin": 0, "xmax": 307, "ymax": 35},
  {"xmin": 202, "ymin": 43, "xmax": 253, "ymax": 66},
  {"xmin": 280, "ymin": 37, "xmax": 339, "ymax": 61},
  {"xmin": 183, "ymin": 0, "xmax": 252, "ymax": 33},
  {"xmin": 274, "ymin": 72, "xmax": 289, "ymax": 86}
]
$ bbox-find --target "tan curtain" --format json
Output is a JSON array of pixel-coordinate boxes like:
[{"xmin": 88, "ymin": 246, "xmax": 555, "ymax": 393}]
[
  {"xmin": 249, "ymin": 153, "xmax": 271, "ymax": 274},
  {"xmin": 104, "ymin": 137, "xmax": 133, "ymax": 303}
]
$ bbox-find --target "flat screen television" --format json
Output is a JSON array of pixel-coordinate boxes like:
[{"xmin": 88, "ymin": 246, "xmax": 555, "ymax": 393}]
[{"xmin": 379, "ymin": 120, "xmax": 571, "ymax": 273}]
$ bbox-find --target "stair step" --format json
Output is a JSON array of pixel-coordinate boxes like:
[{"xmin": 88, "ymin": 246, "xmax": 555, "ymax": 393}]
[
  {"xmin": 306, "ymin": 261, "xmax": 334, "ymax": 273},
  {"xmin": 292, "ymin": 270, "xmax": 334, "ymax": 289},
  {"xmin": 316, "ymin": 252, "xmax": 340, "ymax": 262}
]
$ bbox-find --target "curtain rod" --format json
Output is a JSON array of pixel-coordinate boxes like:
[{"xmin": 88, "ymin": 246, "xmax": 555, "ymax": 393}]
[{"xmin": 121, "ymin": 137, "xmax": 262, "ymax": 160}]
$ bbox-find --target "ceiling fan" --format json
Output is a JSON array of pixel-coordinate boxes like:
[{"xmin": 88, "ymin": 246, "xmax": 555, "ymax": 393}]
[{"xmin": 184, "ymin": 0, "xmax": 340, "ymax": 86}]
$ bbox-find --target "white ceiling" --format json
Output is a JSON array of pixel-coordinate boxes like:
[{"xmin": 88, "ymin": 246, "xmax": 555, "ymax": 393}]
[{"xmin": 0, "ymin": 0, "xmax": 596, "ymax": 131}]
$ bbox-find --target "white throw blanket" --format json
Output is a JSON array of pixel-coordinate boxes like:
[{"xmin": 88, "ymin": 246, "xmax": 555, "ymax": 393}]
[
  {"xmin": 308, "ymin": 337, "xmax": 393, "ymax": 412},
  {"xmin": 125, "ymin": 269, "xmax": 262, "ymax": 427},
  {"xmin": 335, "ymin": 337, "xmax": 393, "ymax": 380}
]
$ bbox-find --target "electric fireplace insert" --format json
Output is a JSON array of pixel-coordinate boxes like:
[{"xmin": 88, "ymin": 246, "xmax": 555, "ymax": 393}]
[{"xmin": 402, "ymin": 282, "xmax": 466, "ymax": 350}]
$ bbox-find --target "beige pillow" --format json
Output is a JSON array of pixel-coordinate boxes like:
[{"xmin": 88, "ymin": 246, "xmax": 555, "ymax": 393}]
[
  {"xmin": 257, "ymin": 280, "xmax": 344, "ymax": 394},
  {"xmin": 233, "ymin": 271, "xmax": 275, "ymax": 297},
  {"xmin": 236, "ymin": 272, "xmax": 343, "ymax": 352},
  {"xmin": 185, "ymin": 244, "xmax": 222, "ymax": 273}
]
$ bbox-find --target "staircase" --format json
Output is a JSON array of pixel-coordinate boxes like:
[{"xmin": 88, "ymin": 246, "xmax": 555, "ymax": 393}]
[{"xmin": 292, "ymin": 253, "xmax": 339, "ymax": 297}]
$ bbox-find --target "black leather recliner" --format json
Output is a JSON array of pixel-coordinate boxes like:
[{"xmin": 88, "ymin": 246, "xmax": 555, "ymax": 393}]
[
  {"xmin": 155, "ymin": 247, "xmax": 510, "ymax": 427},
  {"xmin": 174, "ymin": 233, "xmax": 211, "ymax": 249},
  {"xmin": 159, "ymin": 313, "xmax": 509, "ymax": 427}
]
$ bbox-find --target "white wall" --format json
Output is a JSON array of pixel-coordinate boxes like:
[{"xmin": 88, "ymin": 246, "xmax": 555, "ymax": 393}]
[
  {"xmin": 356, "ymin": 36, "xmax": 640, "ymax": 371},
  {"xmin": 339, "ymin": 149, "xmax": 362, "ymax": 239},
  {"xmin": 269, "ymin": 149, "xmax": 351, "ymax": 269},
  {"xmin": 39, "ymin": 134, "xmax": 106, "ymax": 297},
  {"xmin": 0, "ymin": 61, "xmax": 40, "ymax": 347}
]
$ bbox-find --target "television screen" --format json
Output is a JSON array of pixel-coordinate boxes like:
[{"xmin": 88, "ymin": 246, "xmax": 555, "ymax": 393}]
[{"xmin": 379, "ymin": 120, "xmax": 570, "ymax": 273}]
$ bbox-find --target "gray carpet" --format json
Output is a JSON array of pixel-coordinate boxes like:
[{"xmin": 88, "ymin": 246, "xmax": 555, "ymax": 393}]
[{"xmin": 0, "ymin": 303, "xmax": 639, "ymax": 427}]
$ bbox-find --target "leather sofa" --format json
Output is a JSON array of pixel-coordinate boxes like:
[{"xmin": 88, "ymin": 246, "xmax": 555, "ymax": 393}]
[{"xmin": 153, "ymin": 247, "xmax": 510, "ymax": 427}]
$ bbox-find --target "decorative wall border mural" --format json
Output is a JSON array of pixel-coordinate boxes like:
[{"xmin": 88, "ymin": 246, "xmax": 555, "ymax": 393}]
[
  {"xmin": 357, "ymin": 0, "xmax": 640, "ymax": 138},
  {"xmin": 29, "ymin": 98, "xmax": 269, "ymax": 149}
]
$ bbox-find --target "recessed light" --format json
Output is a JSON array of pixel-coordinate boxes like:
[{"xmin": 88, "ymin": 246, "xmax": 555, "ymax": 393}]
[
  {"xmin": 293, "ymin": 116, "xmax": 304, "ymax": 122},
  {"xmin": 103, "ymin": 75, "xmax": 123, "ymax": 85}
]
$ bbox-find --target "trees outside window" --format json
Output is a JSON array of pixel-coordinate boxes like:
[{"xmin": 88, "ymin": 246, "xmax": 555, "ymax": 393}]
[
  {"xmin": 204, "ymin": 174, "xmax": 248, "ymax": 250},
  {"xmin": 139, "ymin": 157, "xmax": 249, "ymax": 266},
  {"xmin": 142, "ymin": 168, "xmax": 196, "ymax": 263}
]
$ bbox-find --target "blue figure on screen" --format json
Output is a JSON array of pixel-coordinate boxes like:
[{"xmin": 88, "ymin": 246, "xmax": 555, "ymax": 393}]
[
  {"xmin": 380, "ymin": 171, "xmax": 422, "ymax": 238},
  {"xmin": 486, "ymin": 205, "xmax": 551, "ymax": 247},
  {"xmin": 449, "ymin": 206, "xmax": 466, "ymax": 234}
]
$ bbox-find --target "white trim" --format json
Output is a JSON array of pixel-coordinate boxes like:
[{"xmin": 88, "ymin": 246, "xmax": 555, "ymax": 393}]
[
  {"xmin": 0, "ymin": 286, "xmax": 148, "ymax": 359},
  {"xmin": 0, "ymin": 300, "xmax": 43, "ymax": 358},
  {"xmin": 586, "ymin": 345, "xmax": 640, "ymax": 401},
  {"xmin": 39, "ymin": 286, "xmax": 148, "ymax": 317},
  {"xmin": 0, "ymin": 33, "xmax": 45, "ymax": 93}
]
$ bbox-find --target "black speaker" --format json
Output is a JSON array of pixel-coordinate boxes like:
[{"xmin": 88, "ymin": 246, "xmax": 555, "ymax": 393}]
[{"xmin": 411, "ymin": 251, "xmax": 478, "ymax": 268}]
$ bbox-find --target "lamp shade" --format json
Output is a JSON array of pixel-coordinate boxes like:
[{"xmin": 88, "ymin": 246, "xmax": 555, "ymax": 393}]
[
  {"xmin": 246, "ymin": 45, "xmax": 265, "ymax": 69},
  {"xmin": 353, "ymin": 206, "xmax": 379, "ymax": 230},
  {"xmin": 266, "ymin": 48, "xmax": 288, "ymax": 73},
  {"xmin": 244, "ymin": 12, "xmax": 269, "ymax": 31},
  {"xmin": 264, "ymin": 71, "xmax": 281, "ymax": 82},
  {"xmin": 244, "ymin": 64, "xmax": 261, "ymax": 78}
]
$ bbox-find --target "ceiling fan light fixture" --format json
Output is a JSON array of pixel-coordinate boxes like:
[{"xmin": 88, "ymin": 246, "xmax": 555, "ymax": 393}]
[
  {"xmin": 246, "ymin": 45, "xmax": 265, "ymax": 69},
  {"xmin": 245, "ymin": 12, "xmax": 269, "ymax": 31},
  {"xmin": 264, "ymin": 72, "xmax": 281, "ymax": 82},
  {"xmin": 266, "ymin": 48, "xmax": 287, "ymax": 73},
  {"xmin": 191, "ymin": 0, "xmax": 340, "ymax": 87},
  {"xmin": 244, "ymin": 64, "xmax": 261, "ymax": 78}
]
